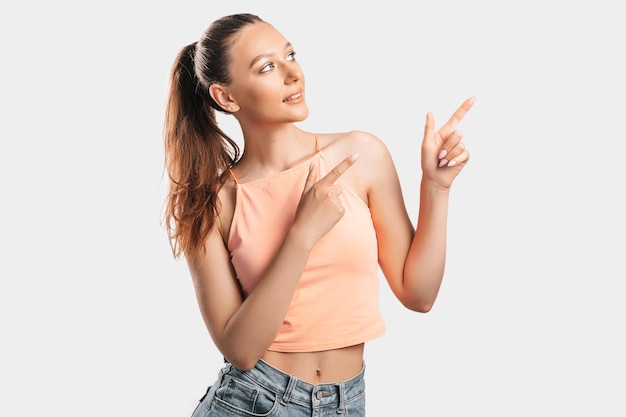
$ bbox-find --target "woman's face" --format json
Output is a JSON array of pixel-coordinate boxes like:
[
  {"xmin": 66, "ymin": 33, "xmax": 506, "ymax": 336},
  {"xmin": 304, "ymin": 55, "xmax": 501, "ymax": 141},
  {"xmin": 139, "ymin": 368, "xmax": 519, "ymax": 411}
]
[{"xmin": 225, "ymin": 22, "xmax": 308, "ymax": 125}]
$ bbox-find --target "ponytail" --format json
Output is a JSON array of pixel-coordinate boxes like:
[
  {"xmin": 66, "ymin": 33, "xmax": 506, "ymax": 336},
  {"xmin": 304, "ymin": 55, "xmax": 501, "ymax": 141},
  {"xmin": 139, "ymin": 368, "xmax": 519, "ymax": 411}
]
[{"xmin": 162, "ymin": 43, "xmax": 240, "ymax": 265}]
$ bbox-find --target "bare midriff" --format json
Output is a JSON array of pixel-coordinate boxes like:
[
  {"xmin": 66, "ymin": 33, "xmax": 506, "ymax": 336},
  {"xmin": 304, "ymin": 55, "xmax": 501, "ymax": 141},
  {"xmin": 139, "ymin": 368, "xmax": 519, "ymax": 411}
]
[{"xmin": 262, "ymin": 343, "xmax": 364, "ymax": 384}]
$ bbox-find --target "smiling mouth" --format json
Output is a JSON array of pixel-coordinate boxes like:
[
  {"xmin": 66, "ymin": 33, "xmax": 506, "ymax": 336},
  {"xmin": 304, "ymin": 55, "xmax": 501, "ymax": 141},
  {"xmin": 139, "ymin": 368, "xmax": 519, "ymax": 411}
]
[{"xmin": 283, "ymin": 92, "xmax": 302, "ymax": 102}]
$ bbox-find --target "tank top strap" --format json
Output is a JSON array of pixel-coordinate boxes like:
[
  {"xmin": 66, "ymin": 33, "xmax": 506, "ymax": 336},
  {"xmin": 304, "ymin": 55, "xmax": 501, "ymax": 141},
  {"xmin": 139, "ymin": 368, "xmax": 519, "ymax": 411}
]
[{"xmin": 228, "ymin": 168, "xmax": 240, "ymax": 184}]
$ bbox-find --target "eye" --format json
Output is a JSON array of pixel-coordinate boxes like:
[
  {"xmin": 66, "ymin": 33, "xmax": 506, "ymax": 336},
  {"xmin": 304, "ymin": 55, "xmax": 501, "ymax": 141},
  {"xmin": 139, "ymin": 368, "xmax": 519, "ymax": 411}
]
[
  {"xmin": 287, "ymin": 51, "xmax": 296, "ymax": 61},
  {"xmin": 259, "ymin": 62, "xmax": 275, "ymax": 73}
]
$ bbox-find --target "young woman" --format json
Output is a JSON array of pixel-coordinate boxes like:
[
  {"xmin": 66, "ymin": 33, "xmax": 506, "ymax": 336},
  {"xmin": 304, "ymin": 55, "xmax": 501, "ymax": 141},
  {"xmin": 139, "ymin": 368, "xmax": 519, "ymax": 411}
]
[{"xmin": 163, "ymin": 13, "xmax": 474, "ymax": 417}]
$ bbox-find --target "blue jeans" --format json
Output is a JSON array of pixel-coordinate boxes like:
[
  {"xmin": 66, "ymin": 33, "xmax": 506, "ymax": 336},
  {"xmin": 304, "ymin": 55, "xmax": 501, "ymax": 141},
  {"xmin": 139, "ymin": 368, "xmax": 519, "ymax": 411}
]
[{"xmin": 191, "ymin": 359, "xmax": 366, "ymax": 417}]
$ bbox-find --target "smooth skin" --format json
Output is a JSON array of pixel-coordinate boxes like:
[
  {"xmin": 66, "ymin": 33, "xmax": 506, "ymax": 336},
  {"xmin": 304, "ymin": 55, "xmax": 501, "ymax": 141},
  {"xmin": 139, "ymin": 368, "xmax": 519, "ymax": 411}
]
[{"xmin": 189, "ymin": 21, "xmax": 474, "ymax": 384}]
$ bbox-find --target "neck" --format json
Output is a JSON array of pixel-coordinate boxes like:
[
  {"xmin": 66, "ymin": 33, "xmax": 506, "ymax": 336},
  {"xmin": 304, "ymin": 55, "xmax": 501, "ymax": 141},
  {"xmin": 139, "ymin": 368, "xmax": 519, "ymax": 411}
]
[{"xmin": 238, "ymin": 124, "xmax": 314, "ymax": 172}]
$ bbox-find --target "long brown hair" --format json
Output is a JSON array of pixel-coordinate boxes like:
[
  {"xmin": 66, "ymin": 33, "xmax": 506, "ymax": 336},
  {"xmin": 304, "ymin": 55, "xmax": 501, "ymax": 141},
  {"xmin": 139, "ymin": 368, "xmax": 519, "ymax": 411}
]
[{"xmin": 162, "ymin": 13, "xmax": 263, "ymax": 265}]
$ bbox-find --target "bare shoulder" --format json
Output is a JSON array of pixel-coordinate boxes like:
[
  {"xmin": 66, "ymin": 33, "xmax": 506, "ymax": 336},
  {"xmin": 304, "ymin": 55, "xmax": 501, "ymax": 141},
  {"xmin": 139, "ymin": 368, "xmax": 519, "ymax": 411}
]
[
  {"xmin": 316, "ymin": 130, "xmax": 395, "ymax": 202},
  {"xmin": 317, "ymin": 130, "xmax": 391, "ymax": 166}
]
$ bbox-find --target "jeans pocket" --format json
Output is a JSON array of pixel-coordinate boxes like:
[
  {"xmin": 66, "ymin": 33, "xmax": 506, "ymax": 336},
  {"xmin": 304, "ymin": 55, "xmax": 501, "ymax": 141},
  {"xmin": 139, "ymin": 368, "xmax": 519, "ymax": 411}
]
[{"xmin": 213, "ymin": 376, "xmax": 279, "ymax": 416}]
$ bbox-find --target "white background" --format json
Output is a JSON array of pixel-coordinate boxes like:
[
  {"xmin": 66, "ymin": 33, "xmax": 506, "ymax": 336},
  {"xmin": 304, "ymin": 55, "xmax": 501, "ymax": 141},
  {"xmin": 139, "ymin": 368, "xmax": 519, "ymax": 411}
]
[{"xmin": 1, "ymin": 1, "xmax": 624, "ymax": 415}]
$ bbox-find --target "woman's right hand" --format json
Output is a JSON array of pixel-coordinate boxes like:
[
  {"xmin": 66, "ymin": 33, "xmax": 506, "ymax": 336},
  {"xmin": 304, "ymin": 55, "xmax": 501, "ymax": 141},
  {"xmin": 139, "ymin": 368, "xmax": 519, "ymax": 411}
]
[{"xmin": 291, "ymin": 153, "xmax": 359, "ymax": 247}]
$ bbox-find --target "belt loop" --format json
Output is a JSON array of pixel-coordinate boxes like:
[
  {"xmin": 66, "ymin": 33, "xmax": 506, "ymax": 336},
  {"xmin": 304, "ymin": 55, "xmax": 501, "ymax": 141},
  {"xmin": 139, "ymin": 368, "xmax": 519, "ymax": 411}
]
[
  {"xmin": 336, "ymin": 382, "xmax": 345, "ymax": 414},
  {"xmin": 280, "ymin": 375, "xmax": 298, "ymax": 406}
]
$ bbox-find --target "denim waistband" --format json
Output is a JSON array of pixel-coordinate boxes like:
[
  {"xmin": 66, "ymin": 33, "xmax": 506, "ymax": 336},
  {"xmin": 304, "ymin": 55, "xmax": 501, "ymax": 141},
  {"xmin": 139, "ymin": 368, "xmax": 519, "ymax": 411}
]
[{"xmin": 223, "ymin": 359, "xmax": 366, "ymax": 410}]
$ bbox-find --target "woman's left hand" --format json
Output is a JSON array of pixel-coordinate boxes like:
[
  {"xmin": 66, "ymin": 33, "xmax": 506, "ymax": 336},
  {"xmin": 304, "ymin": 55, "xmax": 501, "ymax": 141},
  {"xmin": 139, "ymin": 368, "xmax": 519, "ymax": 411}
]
[{"xmin": 421, "ymin": 96, "xmax": 475, "ymax": 189}]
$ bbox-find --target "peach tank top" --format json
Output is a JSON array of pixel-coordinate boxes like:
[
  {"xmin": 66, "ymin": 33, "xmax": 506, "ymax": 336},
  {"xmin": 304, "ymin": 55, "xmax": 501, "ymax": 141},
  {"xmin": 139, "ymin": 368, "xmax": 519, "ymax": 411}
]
[{"xmin": 227, "ymin": 137, "xmax": 385, "ymax": 352}]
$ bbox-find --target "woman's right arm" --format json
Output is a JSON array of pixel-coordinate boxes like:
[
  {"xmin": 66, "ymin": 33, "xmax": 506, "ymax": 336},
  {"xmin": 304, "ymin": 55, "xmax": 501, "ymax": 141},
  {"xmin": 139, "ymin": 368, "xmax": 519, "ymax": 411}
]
[
  {"xmin": 188, "ymin": 219, "xmax": 311, "ymax": 371},
  {"xmin": 188, "ymin": 154, "xmax": 358, "ymax": 370}
]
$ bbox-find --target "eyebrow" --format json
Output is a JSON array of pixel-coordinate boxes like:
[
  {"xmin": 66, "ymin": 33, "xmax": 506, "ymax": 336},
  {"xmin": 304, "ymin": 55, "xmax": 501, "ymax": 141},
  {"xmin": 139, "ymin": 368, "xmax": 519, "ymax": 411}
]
[{"xmin": 249, "ymin": 42, "xmax": 293, "ymax": 69}]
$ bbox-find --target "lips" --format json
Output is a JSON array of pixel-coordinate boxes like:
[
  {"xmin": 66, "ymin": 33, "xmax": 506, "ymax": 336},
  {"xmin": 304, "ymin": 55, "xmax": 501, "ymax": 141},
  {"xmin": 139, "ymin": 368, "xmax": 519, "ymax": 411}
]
[{"xmin": 283, "ymin": 92, "xmax": 302, "ymax": 102}]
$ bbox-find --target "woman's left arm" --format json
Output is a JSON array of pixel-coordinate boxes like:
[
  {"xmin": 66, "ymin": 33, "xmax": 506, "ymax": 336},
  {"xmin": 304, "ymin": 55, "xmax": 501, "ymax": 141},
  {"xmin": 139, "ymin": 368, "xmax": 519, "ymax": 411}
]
[{"xmin": 368, "ymin": 97, "xmax": 475, "ymax": 312}]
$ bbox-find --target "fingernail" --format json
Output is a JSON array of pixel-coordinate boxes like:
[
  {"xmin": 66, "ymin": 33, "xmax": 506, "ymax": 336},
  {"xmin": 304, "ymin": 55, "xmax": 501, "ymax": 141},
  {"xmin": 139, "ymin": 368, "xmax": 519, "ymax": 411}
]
[
  {"xmin": 438, "ymin": 158, "xmax": 448, "ymax": 167},
  {"xmin": 349, "ymin": 153, "xmax": 360, "ymax": 162},
  {"xmin": 447, "ymin": 160, "xmax": 457, "ymax": 167},
  {"xmin": 438, "ymin": 149, "xmax": 447, "ymax": 160}
]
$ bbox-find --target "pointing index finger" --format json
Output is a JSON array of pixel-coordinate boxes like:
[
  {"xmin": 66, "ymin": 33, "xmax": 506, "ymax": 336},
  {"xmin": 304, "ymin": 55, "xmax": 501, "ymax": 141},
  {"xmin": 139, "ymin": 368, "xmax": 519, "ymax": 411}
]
[
  {"xmin": 441, "ymin": 96, "xmax": 475, "ymax": 134},
  {"xmin": 318, "ymin": 153, "xmax": 359, "ymax": 186}
]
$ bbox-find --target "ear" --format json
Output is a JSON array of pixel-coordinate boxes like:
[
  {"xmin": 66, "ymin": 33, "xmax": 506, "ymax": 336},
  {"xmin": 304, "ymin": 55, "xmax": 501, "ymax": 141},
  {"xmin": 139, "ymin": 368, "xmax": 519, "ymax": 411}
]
[{"xmin": 209, "ymin": 84, "xmax": 240, "ymax": 113}]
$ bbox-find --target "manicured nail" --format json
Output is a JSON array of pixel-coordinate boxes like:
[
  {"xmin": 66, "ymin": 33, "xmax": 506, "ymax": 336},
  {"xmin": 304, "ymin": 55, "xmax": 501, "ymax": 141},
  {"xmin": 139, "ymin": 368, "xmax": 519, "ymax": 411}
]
[
  {"xmin": 349, "ymin": 153, "xmax": 360, "ymax": 162},
  {"xmin": 447, "ymin": 160, "xmax": 457, "ymax": 167},
  {"xmin": 438, "ymin": 149, "xmax": 447, "ymax": 160},
  {"xmin": 438, "ymin": 158, "xmax": 448, "ymax": 167}
]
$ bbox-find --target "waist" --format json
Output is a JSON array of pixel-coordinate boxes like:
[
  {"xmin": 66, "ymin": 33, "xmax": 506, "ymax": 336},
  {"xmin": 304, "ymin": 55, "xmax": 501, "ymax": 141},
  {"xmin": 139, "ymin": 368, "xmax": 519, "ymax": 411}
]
[
  {"xmin": 222, "ymin": 357, "xmax": 366, "ymax": 408},
  {"xmin": 262, "ymin": 343, "xmax": 364, "ymax": 384}
]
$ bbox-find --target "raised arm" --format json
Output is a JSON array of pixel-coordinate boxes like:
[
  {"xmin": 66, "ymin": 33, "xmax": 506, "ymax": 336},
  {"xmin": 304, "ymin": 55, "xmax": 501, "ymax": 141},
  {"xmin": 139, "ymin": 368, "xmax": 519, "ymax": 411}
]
[{"xmin": 369, "ymin": 97, "xmax": 474, "ymax": 312}]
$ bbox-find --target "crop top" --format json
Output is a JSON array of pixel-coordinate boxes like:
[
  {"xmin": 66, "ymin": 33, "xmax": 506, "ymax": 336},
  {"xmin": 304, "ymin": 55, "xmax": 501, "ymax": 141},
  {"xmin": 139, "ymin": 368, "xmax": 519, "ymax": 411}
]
[{"xmin": 227, "ymin": 138, "xmax": 385, "ymax": 352}]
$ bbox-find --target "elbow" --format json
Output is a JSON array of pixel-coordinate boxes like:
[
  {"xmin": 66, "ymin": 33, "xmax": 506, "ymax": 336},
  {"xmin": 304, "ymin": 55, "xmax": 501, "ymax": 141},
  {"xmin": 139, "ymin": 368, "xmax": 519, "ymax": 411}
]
[
  {"xmin": 223, "ymin": 351, "xmax": 262, "ymax": 372},
  {"xmin": 400, "ymin": 280, "xmax": 442, "ymax": 313},
  {"xmin": 415, "ymin": 302, "xmax": 434, "ymax": 313},
  {"xmin": 407, "ymin": 301, "xmax": 434, "ymax": 313},
  {"xmin": 402, "ymin": 295, "xmax": 436, "ymax": 313},
  {"xmin": 222, "ymin": 348, "xmax": 262, "ymax": 371},
  {"xmin": 217, "ymin": 331, "xmax": 268, "ymax": 371}
]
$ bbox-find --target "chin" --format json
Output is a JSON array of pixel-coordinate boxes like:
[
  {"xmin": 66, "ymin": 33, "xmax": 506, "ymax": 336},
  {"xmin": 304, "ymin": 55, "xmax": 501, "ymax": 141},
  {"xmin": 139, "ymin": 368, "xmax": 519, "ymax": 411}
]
[{"xmin": 293, "ymin": 105, "xmax": 309, "ymax": 122}]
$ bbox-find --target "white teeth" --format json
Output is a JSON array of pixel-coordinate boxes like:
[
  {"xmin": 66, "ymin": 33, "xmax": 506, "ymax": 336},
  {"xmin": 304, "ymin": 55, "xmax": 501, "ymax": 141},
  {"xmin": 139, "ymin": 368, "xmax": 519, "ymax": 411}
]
[{"xmin": 285, "ymin": 93, "xmax": 301, "ymax": 101}]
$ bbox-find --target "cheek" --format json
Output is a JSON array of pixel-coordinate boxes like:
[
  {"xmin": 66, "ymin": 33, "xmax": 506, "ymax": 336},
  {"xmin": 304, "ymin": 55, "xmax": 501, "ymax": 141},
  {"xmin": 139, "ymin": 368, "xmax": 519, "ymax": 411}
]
[{"xmin": 236, "ymin": 81, "xmax": 280, "ymax": 110}]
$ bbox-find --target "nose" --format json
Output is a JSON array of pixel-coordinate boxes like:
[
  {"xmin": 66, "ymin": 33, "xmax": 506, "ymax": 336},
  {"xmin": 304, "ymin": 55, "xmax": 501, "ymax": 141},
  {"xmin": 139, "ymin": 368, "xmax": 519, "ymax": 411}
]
[{"xmin": 284, "ymin": 63, "xmax": 302, "ymax": 84}]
